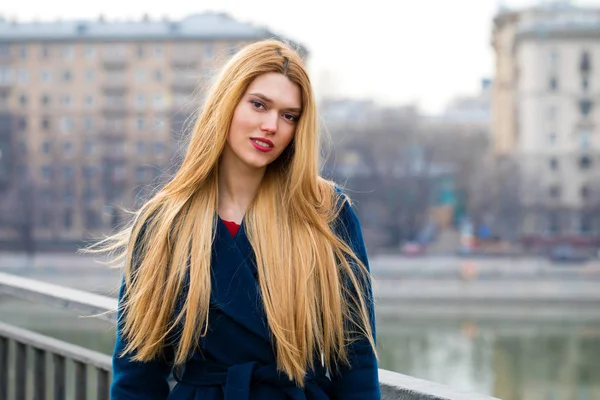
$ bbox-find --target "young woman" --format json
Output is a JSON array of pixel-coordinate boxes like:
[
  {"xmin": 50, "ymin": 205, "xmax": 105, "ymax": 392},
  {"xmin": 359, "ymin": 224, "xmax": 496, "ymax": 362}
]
[{"xmin": 99, "ymin": 39, "xmax": 380, "ymax": 399}]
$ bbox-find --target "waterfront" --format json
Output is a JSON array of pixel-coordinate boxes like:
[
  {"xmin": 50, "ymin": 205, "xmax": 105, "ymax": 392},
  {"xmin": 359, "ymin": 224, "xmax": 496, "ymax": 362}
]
[{"xmin": 1, "ymin": 256, "xmax": 599, "ymax": 399}]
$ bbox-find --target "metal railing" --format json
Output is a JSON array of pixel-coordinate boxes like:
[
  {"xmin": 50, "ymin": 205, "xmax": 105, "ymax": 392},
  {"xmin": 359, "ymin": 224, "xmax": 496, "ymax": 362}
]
[{"xmin": 0, "ymin": 272, "xmax": 499, "ymax": 400}]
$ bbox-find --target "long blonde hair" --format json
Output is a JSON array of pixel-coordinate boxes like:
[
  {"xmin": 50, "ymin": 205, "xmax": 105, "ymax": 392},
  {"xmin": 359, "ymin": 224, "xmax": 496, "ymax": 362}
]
[{"xmin": 87, "ymin": 39, "xmax": 376, "ymax": 385}]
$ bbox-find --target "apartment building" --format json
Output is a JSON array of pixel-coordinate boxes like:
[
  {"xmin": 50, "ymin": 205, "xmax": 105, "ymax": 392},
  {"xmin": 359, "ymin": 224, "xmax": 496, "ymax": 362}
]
[
  {"xmin": 0, "ymin": 13, "xmax": 301, "ymax": 248},
  {"xmin": 491, "ymin": 1, "xmax": 600, "ymax": 236}
]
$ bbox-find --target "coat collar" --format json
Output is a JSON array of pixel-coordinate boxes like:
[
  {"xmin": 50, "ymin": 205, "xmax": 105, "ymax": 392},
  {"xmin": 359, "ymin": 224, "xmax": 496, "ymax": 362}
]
[{"xmin": 210, "ymin": 216, "xmax": 270, "ymax": 341}]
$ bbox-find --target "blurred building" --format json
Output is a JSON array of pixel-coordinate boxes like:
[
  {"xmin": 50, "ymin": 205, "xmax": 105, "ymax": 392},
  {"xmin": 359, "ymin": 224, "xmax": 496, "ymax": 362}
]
[
  {"xmin": 0, "ymin": 13, "xmax": 302, "ymax": 249},
  {"xmin": 421, "ymin": 78, "xmax": 492, "ymax": 137},
  {"xmin": 491, "ymin": 1, "xmax": 600, "ymax": 237}
]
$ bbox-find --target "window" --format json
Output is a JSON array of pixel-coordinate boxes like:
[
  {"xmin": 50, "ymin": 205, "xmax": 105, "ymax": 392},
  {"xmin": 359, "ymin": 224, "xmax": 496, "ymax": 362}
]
[
  {"xmin": 19, "ymin": 46, "xmax": 27, "ymax": 59},
  {"xmin": 136, "ymin": 141, "xmax": 145, "ymax": 154},
  {"xmin": 85, "ymin": 140, "xmax": 95, "ymax": 155},
  {"xmin": 63, "ymin": 94, "xmax": 72, "ymax": 106},
  {"xmin": 41, "ymin": 46, "xmax": 50, "ymax": 59},
  {"xmin": 64, "ymin": 166, "xmax": 73, "ymax": 180},
  {"xmin": 579, "ymin": 99, "xmax": 592, "ymax": 116},
  {"xmin": 581, "ymin": 185, "xmax": 590, "ymax": 199},
  {"xmin": 64, "ymin": 209, "xmax": 73, "ymax": 229},
  {"xmin": 579, "ymin": 155, "xmax": 592, "ymax": 170},
  {"xmin": 83, "ymin": 165, "xmax": 96, "ymax": 179},
  {"xmin": 137, "ymin": 117, "xmax": 145, "ymax": 130},
  {"xmin": 41, "ymin": 117, "xmax": 50, "ymax": 131},
  {"xmin": 135, "ymin": 166, "xmax": 147, "ymax": 182},
  {"xmin": 41, "ymin": 94, "xmax": 50, "ymax": 106},
  {"xmin": 154, "ymin": 142, "xmax": 165, "ymax": 154},
  {"xmin": 550, "ymin": 50, "xmax": 559, "ymax": 69},
  {"xmin": 18, "ymin": 69, "xmax": 29, "ymax": 84},
  {"xmin": 85, "ymin": 69, "xmax": 94, "ymax": 82},
  {"xmin": 41, "ymin": 70, "xmax": 51, "ymax": 83},
  {"xmin": 154, "ymin": 45, "xmax": 163, "ymax": 58},
  {"xmin": 18, "ymin": 117, "xmax": 27, "ymax": 131},
  {"xmin": 549, "ymin": 185, "xmax": 561, "ymax": 198},
  {"xmin": 136, "ymin": 94, "xmax": 145, "ymax": 109},
  {"xmin": 137, "ymin": 44, "xmax": 144, "ymax": 58},
  {"xmin": 61, "ymin": 117, "xmax": 73, "ymax": 132},
  {"xmin": 548, "ymin": 105, "xmax": 558, "ymax": 121},
  {"xmin": 85, "ymin": 209, "xmax": 100, "ymax": 228},
  {"xmin": 64, "ymin": 142, "xmax": 73, "ymax": 155},
  {"xmin": 64, "ymin": 45, "xmax": 74, "ymax": 59},
  {"xmin": 84, "ymin": 46, "xmax": 96, "ymax": 59},
  {"xmin": 19, "ymin": 94, "xmax": 27, "ymax": 106},
  {"xmin": 41, "ymin": 165, "xmax": 52, "ymax": 180},
  {"xmin": 155, "ymin": 69, "xmax": 163, "ymax": 82},
  {"xmin": 580, "ymin": 51, "xmax": 591, "ymax": 73},
  {"xmin": 0, "ymin": 67, "xmax": 12, "ymax": 84},
  {"xmin": 549, "ymin": 76, "xmax": 558, "ymax": 91},
  {"xmin": 548, "ymin": 214, "xmax": 560, "ymax": 234},
  {"xmin": 204, "ymin": 42, "xmax": 213, "ymax": 58},
  {"xmin": 63, "ymin": 70, "xmax": 72, "ymax": 82},
  {"xmin": 582, "ymin": 77, "xmax": 589, "ymax": 92},
  {"xmin": 135, "ymin": 69, "xmax": 145, "ymax": 83},
  {"xmin": 579, "ymin": 130, "xmax": 590, "ymax": 150},
  {"xmin": 18, "ymin": 165, "xmax": 28, "ymax": 180},
  {"xmin": 85, "ymin": 95, "xmax": 95, "ymax": 107},
  {"xmin": 40, "ymin": 211, "xmax": 53, "ymax": 228},
  {"xmin": 153, "ymin": 93, "xmax": 164, "ymax": 109},
  {"xmin": 84, "ymin": 117, "xmax": 94, "ymax": 130},
  {"xmin": 549, "ymin": 158, "xmax": 558, "ymax": 170},
  {"xmin": 42, "ymin": 141, "xmax": 51, "ymax": 154},
  {"xmin": 580, "ymin": 213, "xmax": 593, "ymax": 234}
]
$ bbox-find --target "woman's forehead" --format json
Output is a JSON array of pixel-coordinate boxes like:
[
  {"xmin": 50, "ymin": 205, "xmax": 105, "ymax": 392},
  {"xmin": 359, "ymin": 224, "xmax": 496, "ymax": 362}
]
[{"xmin": 246, "ymin": 73, "xmax": 302, "ymax": 111}]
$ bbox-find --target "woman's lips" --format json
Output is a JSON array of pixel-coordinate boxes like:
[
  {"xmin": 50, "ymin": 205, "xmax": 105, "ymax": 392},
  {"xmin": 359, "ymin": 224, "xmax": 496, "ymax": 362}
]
[{"xmin": 250, "ymin": 138, "xmax": 274, "ymax": 152}]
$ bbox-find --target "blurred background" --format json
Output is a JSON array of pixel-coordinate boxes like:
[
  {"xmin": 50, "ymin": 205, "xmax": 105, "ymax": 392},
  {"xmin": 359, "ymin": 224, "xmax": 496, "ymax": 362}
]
[{"xmin": 0, "ymin": 0, "xmax": 600, "ymax": 399}]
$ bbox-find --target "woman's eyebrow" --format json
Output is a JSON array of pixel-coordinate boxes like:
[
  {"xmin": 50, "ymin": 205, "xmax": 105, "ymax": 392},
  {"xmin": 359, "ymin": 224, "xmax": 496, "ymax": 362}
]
[{"xmin": 249, "ymin": 92, "xmax": 301, "ymax": 113}]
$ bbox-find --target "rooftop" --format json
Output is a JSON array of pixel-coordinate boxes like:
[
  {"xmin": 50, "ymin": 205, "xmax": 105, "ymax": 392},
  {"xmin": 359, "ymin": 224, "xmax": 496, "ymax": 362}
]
[{"xmin": 0, "ymin": 12, "xmax": 279, "ymax": 42}]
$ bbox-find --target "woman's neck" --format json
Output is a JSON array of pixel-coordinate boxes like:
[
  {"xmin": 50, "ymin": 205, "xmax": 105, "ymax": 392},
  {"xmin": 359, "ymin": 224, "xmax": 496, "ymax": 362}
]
[{"xmin": 217, "ymin": 153, "xmax": 265, "ymax": 224}]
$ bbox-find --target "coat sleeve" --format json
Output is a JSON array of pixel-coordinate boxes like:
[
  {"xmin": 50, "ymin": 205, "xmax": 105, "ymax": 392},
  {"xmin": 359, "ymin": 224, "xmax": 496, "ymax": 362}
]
[
  {"xmin": 331, "ymin": 193, "xmax": 381, "ymax": 399},
  {"xmin": 110, "ymin": 223, "xmax": 174, "ymax": 399}
]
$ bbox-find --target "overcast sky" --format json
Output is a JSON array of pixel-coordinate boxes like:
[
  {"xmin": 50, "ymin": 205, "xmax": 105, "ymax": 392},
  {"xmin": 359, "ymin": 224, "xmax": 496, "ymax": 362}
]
[{"xmin": 2, "ymin": 0, "xmax": 599, "ymax": 114}]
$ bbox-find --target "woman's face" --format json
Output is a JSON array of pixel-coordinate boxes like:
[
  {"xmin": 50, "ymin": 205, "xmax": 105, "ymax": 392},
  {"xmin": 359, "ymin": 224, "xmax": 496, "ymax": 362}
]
[{"xmin": 223, "ymin": 72, "xmax": 302, "ymax": 171}]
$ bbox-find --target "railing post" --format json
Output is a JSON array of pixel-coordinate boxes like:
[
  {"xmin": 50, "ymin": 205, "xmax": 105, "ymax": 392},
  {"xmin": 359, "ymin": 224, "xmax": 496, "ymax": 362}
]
[
  {"xmin": 0, "ymin": 337, "xmax": 8, "ymax": 400},
  {"xmin": 53, "ymin": 354, "xmax": 66, "ymax": 400},
  {"xmin": 97, "ymin": 368, "xmax": 110, "ymax": 400},
  {"xmin": 33, "ymin": 347, "xmax": 46, "ymax": 400},
  {"xmin": 14, "ymin": 341, "xmax": 26, "ymax": 400},
  {"xmin": 75, "ymin": 360, "xmax": 87, "ymax": 399}
]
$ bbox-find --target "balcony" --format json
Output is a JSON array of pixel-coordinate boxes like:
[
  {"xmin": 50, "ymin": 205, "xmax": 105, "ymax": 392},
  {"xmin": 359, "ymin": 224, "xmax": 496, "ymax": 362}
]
[
  {"xmin": 102, "ymin": 51, "xmax": 127, "ymax": 69},
  {"xmin": 0, "ymin": 272, "xmax": 500, "ymax": 400},
  {"xmin": 171, "ymin": 73, "xmax": 200, "ymax": 92},
  {"xmin": 101, "ymin": 101, "xmax": 128, "ymax": 116},
  {"xmin": 102, "ymin": 75, "xmax": 128, "ymax": 92},
  {"xmin": 171, "ymin": 52, "xmax": 200, "ymax": 68}
]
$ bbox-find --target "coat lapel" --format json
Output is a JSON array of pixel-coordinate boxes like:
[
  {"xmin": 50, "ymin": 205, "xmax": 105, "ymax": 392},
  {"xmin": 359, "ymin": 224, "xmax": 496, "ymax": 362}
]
[{"xmin": 210, "ymin": 216, "xmax": 270, "ymax": 341}]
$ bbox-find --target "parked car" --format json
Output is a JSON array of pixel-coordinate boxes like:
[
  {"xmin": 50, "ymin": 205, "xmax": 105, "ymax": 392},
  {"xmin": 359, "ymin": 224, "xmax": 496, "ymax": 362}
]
[
  {"xmin": 548, "ymin": 244, "xmax": 590, "ymax": 264},
  {"xmin": 401, "ymin": 242, "xmax": 426, "ymax": 257}
]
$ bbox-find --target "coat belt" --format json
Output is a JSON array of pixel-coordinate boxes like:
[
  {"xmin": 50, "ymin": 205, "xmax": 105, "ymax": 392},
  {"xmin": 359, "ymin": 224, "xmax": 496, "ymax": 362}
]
[{"xmin": 174, "ymin": 360, "xmax": 315, "ymax": 400}]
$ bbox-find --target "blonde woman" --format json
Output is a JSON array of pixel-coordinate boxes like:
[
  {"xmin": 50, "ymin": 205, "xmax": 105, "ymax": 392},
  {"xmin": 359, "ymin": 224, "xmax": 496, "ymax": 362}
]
[{"xmin": 101, "ymin": 40, "xmax": 380, "ymax": 399}]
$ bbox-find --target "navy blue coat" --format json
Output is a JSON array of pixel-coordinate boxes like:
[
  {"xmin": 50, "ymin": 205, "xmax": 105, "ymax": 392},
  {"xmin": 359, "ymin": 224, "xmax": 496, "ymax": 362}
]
[{"xmin": 110, "ymin": 196, "xmax": 380, "ymax": 399}]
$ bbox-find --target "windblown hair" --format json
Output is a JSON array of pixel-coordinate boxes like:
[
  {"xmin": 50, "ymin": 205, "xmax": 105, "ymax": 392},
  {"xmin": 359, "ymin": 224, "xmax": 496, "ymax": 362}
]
[{"xmin": 86, "ymin": 39, "xmax": 376, "ymax": 385}]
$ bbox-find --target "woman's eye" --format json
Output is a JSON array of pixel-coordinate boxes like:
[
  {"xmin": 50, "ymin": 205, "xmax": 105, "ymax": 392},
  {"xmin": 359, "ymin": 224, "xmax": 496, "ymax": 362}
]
[
  {"xmin": 251, "ymin": 100, "xmax": 265, "ymax": 109},
  {"xmin": 283, "ymin": 113, "xmax": 298, "ymax": 122}
]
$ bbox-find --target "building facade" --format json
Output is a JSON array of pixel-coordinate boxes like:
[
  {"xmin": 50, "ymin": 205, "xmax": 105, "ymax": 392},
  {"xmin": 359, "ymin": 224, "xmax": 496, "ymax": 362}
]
[
  {"xmin": 491, "ymin": 1, "xmax": 600, "ymax": 238},
  {"xmin": 0, "ymin": 13, "xmax": 301, "ymax": 248}
]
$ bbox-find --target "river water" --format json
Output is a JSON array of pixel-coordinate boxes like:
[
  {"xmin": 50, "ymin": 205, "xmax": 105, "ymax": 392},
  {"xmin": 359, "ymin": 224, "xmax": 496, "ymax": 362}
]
[{"xmin": 1, "ymin": 267, "xmax": 599, "ymax": 400}]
